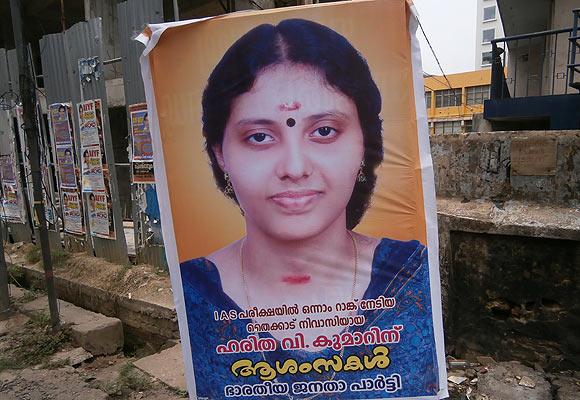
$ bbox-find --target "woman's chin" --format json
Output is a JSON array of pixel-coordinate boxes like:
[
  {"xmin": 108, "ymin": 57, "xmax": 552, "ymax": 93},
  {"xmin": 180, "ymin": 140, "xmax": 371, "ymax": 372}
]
[{"xmin": 257, "ymin": 217, "xmax": 334, "ymax": 242}]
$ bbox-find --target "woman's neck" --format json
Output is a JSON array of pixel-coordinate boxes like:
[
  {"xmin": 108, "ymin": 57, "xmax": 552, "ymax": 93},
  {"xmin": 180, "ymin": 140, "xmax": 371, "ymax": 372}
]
[{"xmin": 242, "ymin": 216, "xmax": 355, "ymax": 289}]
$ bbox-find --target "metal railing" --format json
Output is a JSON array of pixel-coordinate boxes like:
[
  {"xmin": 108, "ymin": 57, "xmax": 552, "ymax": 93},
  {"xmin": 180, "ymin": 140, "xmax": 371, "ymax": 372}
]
[
  {"xmin": 568, "ymin": 8, "xmax": 580, "ymax": 90},
  {"xmin": 490, "ymin": 27, "xmax": 575, "ymax": 100}
]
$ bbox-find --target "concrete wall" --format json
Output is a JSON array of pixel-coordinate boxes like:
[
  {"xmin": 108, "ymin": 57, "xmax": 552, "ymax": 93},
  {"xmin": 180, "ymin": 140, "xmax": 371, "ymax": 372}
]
[
  {"xmin": 431, "ymin": 130, "xmax": 579, "ymax": 206},
  {"xmin": 432, "ymin": 130, "xmax": 580, "ymax": 369}
]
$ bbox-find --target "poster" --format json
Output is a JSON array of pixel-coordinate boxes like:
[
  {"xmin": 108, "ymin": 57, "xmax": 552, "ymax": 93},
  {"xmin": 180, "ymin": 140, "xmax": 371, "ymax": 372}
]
[
  {"xmin": 1, "ymin": 183, "xmax": 24, "ymax": 223},
  {"xmin": 129, "ymin": 103, "xmax": 154, "ymax": 161},
  {"xmin": 132, "ymin": 161, "xmax": 155, "ymax": 184},
  {"xmin": 49, "ymin": 103, "xmax": 74, "ymax": 146},
  {"xmin": 87, "ymin": 191, "xmax": 115, "ymax": 239},
  {"xmin": 81, "ymin": 145, "xmax": 105, "ymax": 192},
  {"xmin": 0, "ymin": 155, "xmax": 17, "ymax": 184},
  {"xmin": 139, "ymin": 1, "xmax": 447, "ymax": 399},
  {"xmin": 61, "ymin": 189, "xmax": 84, "ymax": 235},
  {"xmin": 78, "ymin": 100, "xmax": 100, "ymax": 147},
  {"xmin": 55, "ymin": 146, "xmax": 77, "ymax": 189}
]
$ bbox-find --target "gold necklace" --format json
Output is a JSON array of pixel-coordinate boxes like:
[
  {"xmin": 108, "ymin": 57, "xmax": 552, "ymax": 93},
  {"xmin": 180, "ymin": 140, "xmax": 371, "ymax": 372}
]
[{"xmin": 239, "ymin": 231, "xmax": 359, "ymax": 400}]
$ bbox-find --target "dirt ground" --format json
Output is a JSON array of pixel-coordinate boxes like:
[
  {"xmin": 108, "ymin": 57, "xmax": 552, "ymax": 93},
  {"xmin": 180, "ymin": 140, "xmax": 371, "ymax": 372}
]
[
  {"xmin": 0, "ymin": 301, "xmax": 185, "ymax": 399},
  {"xmin": 4, "ymin": 242, "xmax": 174, "ymax": 308}
]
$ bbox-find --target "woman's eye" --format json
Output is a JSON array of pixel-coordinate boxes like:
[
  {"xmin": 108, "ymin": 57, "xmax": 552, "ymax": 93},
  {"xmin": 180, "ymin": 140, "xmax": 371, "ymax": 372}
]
[
  {"xmin": 311, "ymin": 126, "xmax": 337, "ymax": 138},
  {"xmin": 247, "ymin": 132, "xmax": 274, "ymax": 144}
]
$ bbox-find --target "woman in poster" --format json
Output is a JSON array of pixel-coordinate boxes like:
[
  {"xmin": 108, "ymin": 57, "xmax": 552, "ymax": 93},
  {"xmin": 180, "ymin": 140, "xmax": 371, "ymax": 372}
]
[{"xmin": 179, "ymin": 18, "xmax": 438, "ymax": 399}]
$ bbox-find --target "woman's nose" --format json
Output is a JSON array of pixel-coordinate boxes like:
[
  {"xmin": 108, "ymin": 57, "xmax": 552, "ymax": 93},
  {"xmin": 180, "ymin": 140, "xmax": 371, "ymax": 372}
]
[{"xmin": 275, "ymin": 139, "xmax": 312, "ymax": 181}]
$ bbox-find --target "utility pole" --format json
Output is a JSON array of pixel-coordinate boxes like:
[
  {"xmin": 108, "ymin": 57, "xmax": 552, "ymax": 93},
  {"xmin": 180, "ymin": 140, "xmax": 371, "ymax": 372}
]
[
  {"xmin": 0, "ymin": 220, "xmax": 10, "ymax": 321},
  {"xmin": 9, "ymin": 0, "xmax": 60, "ymax": 328}
]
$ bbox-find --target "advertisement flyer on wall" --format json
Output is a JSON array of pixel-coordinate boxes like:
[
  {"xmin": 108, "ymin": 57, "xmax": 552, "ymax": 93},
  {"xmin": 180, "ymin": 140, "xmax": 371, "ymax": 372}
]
[
  {"xmin": 61, "ymin": 188, "xmax": 85, "ymax": 235},
  {"xmin": 139, "ymin": 1, "xmax": 447, "ymax": 399},
  {"xmin": 87, "ymin": 190, "xmax": 115, "ymax": 239}
]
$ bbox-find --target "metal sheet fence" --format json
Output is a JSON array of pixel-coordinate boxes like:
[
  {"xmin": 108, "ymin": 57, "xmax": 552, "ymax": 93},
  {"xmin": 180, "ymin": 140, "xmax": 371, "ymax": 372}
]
[{"xmin": 118, "ymin": 0, "xmax": 166, "ymax": 268}]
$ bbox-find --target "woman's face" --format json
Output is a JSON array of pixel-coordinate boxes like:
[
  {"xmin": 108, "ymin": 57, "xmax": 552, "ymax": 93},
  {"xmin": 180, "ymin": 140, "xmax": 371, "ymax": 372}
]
[{"xmin": 215, "ymin": 63, "xmax": 364, "ymax": 241}]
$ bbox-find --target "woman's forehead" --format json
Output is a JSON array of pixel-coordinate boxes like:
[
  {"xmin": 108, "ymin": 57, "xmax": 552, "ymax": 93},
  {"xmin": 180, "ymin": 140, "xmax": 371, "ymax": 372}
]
[{"xmin": 229, "ymin": 63, "xmax": 355, "ymax": 121}]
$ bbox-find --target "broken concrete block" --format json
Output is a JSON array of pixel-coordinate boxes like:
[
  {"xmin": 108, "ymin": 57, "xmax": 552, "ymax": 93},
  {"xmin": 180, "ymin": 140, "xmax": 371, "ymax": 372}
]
[
  {"xmin": 50, "ymin": 347, "xmax": 93, "ymax": 367},
  {"xmin": 134, "ymin": 343, "xmax": 186, "ymax": 392},
  {"xmin": 518, "ymin": 376, "xmax": 536, "ymax": 388},
  {"xmin": 18, "ymin": 296, "xmax": 123, "ymax": 356},
  {"xmin": 448, "ymin": 375, "xmax": 468, "ymax": 385}
]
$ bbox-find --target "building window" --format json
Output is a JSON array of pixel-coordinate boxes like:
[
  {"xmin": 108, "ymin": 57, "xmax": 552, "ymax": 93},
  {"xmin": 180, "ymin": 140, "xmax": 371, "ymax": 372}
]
[
  {"xmin": 434, "ymin": 120, "xmax": 462, "ymax": 134},
  {"xmin": 482, "ymin": 28, "xmax": 495, "ymax": 44},
  {"xmin": 425, "ymin": 91, "xmax": 432, "ymax": 109},
  {"xmin": 482, "ymin": 51, "xmax": 493, "ymax": 65},
  {"xmin": 466, "ymin": 85, "xmax": 491, "ymax": 105},
  {"xmin": 464, "ymin": 119, "xmax": 473, "ymax": 133},
  {"xmin": 435, "ymin": 89, "xmax": 462, "ymax": 107},
  {"xmin": 483, "ymin": 6, "xmax": 496, "ymax": 21}
]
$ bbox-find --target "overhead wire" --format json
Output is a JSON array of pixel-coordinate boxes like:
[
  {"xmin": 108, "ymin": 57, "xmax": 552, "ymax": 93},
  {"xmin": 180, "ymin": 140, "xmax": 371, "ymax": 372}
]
[{"xmin": 416, "ymin": 16, "xmax": 479, "ymax": 113}]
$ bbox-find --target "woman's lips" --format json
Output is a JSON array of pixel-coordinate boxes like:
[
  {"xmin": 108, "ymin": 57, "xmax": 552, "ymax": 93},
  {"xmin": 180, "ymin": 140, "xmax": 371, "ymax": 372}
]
[{"xmin": 269, "ymin": 190, "xmax": 322, "ymax": 213}]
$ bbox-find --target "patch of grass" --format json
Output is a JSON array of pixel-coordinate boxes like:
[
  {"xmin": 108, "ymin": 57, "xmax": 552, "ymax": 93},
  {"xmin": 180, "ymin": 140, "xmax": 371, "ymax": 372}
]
[
  {"xmin": 51, "ymin": 248, "xmax": 70, "ymax": 268},
  {"xmin": 114, "ymin": 264, "xmax": 132, "ymax": 282},
  {"xmin": 20, "ymin": 288, "xmax": 42, "ymax": 303},
  {"xmin": 103, "ymin": 362, "xmax": 152, "ymax": 398},
  {"xmin": 25, "ymin": 245, "xmax": 42, "ymax": 264},
  {"xmin": 0, "ymin": 311, "xmax": 70, "ymax": 372},
  {"xmin": 154, "ymin": 267, "xmax": 169, "ymax": 277},
  {"xmin": 172, "ymin": 388, "xmax": 189, "ymax": 398},
  {"xmin": 7, "ymin": 264, "xmax": 25, "ymax": 286},
  {"xmin": 24, "ymin": 245, "xmax": 70, "ymax": 268}
]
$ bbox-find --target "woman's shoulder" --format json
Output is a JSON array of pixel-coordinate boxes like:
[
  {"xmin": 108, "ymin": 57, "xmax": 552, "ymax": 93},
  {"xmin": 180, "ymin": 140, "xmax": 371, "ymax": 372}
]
[
  {"xmin": 363, "ymin": 237, "xmax": 428, "ymax": 300},
  {"xmin": 374, "ymin": 237, "xmax": 427, "ymax": 266}
]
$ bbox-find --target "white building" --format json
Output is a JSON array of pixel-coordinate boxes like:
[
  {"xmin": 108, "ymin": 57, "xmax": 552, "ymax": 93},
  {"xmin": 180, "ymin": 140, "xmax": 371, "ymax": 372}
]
[{"xmin": 475, "ymin": 0, "xmax": 505, "ymax": 69}]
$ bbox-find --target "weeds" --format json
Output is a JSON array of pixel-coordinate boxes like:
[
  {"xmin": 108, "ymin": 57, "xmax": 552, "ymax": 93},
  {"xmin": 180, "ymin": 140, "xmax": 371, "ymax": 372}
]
[
  {"xmin": 0, "ymin": 311, "xmax": 70, "ymax": 372},
  {"xmin": 103, "ymin": 362, "xmax": 152, "ymax": 398},
  {"xmin": 25, "ymin": 245, "xmax": 42, "ymax": 264},
  {"xmin": 24, "ymin": 245, "xmax": 70, "ymax": 268},
  {"xmin": 7, "ymin": 264, "xmax": 25, "ymax": 286},
  {"xmin": 20, "ymin": 288, "xmax": 42, "ymax": 303},
  {"xmin": 51, "ymin": 249, "xmax": 70, "ymax": 268},
  {"xmin": 113, "ymin": 264, "xmax": 132, "ymax": 283}
]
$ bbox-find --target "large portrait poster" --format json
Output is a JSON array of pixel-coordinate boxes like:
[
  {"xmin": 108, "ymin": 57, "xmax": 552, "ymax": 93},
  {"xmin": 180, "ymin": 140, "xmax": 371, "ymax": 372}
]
[{"xmin": 139, "ymin": 1, "xmax": 447, "ymax": 399}]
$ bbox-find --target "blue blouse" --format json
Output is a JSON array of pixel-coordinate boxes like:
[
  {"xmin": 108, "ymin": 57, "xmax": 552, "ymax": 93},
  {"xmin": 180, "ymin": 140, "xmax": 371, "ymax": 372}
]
[{"xmin": 180, "ymin": 238, "xmax": 439, "ymax": 399}]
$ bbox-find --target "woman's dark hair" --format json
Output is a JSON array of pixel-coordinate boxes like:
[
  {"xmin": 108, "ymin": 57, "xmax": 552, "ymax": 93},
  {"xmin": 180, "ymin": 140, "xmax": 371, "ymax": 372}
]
[{"xmin": 202, "ymin": 19, "xmax": 383, "ymax": 229}]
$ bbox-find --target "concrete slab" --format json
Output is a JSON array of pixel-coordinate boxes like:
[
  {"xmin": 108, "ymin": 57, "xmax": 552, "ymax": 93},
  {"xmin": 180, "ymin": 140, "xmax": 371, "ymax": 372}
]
[
  {"xmin": 18, "ymin": 296, "xmax": 123, "ymax": 356},
  {"xmin": 134, "ymin": 343, "xmax": 186, "ymax": 392},
  {"xmin": 0, "ymin": 312, "xmax": 30, "ymax": 336},
  {"xmin": 8, "ymin": 284, "xmax": 27, "ymax": 301},
  {"xmin": 50, "ymin": 347, "xmax": 93, "ymax": 367}
]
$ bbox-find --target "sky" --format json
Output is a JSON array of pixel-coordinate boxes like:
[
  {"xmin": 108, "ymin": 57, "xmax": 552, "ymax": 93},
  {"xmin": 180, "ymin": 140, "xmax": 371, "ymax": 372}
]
[{"xmin": 412, "ymin": 0, "xmax": 478, "ymax": 75}]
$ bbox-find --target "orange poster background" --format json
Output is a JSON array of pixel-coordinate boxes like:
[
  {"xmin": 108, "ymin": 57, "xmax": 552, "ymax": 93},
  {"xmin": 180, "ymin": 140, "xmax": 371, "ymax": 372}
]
[{"xmin": 148, "ymin": 0, "xmax": 426, "ymax": 262}]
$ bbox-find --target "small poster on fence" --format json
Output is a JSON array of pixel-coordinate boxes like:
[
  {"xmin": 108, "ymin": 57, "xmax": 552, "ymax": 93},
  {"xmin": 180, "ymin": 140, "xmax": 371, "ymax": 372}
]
[
  {"xmin": 87, "ymin": 191, "xmax": 115, "ymax": 239},
  {"xmin": 78, "ymin": 100, "xmax": 100, "ymax": 147},
  {"xmin": 56, "ymin": 146, "xmax": 77, "ymax": 189},
  {"xmin": 81, "ymin": 145, "xmax": 105, "ymax": 192},
  {"xmin": 1, "ymin": 182, "xmax": 25, "ymax": 223},
  {"xmin": 62, "ymin": 189, "xmax": 84, "ymax": 235},
  {"xmin": 0, "ymin": 155, "xmax": 17, "ymax": 184},
  {"xmin": 49, "ymin": 103, "xmax": 74, "ymax": 146},
  {"xmin": 129, "ymin": 103, "xmax": 153, "ymax": 161},
  {"xmin": 132, "ymin": 161, "xmax": 155, "ymax": 184}
]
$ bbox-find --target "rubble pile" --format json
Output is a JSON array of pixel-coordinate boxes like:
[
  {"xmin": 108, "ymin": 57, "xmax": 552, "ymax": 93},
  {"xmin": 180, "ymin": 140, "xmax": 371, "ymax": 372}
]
[{"xmin": 446, "ymin": 356, "xmax": 579, "ymax": 400}]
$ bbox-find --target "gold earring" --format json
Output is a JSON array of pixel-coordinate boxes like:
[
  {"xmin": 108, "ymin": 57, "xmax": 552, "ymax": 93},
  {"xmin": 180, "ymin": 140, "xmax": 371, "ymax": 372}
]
[
  {"xmin": 357, "ymin": 161, "xmax": 366, "ymax": 183},
  {"xmin": 224, "ymin": 172, "xmax": 234, "ymax": 196}
]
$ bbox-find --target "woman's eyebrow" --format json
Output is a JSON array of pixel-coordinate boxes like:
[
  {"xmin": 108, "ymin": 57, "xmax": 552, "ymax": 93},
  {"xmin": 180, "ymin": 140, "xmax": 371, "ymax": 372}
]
[
  {"xmin": 235, "ymin": 118, "xmax": 276, "ymax": 127},
  {"xmin": 304, "ymin": 111, "xmax": 349, "ymax": 124}
]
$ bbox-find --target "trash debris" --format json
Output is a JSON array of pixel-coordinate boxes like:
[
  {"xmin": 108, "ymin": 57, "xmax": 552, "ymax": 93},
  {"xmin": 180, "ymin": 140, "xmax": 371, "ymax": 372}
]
[
  {"xmin": 518, "ymin": 376, "xmax": 536, "ymax": 388},
  {"xmin": 448, "ymin": 375, "xmax": 468, "ymax": 385}
]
